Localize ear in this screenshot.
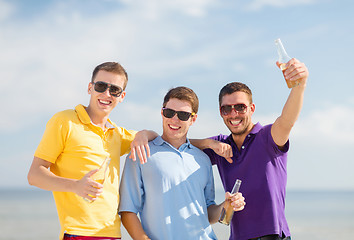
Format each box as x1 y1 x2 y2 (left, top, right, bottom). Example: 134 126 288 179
117 91 126 103
190 114 198 126
250 103 256 115
88 82 93 94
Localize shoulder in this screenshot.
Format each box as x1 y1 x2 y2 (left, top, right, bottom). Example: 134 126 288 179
261 123 272 132
124 136 164 160
113 124 137 137
149 136 165 147
256 123 289 154
250 123 273 144
52 108 76 119
251 123 271 137
189 144 212 166
47 109 76 127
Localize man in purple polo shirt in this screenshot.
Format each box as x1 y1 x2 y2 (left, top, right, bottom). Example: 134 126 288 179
191 58 309 240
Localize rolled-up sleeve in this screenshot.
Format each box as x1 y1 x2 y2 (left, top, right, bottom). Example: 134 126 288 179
204 162 216 208
118 155 145 215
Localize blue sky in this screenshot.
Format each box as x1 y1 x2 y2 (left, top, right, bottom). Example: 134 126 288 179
1 0 353 190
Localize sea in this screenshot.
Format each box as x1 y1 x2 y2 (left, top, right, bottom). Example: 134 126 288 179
1 188 353 240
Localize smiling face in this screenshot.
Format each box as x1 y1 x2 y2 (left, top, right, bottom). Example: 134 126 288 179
87 70 126 119
220 91 255 138
161 98 197 149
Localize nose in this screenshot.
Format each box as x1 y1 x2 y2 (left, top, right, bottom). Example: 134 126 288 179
102 88 112 97
171 113 180 121
229 108 240 117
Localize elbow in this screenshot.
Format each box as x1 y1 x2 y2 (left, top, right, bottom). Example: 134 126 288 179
27 157 51 187
208 212 219 224
208 217 219 225
208 216 216 224
27 171 35 186
207 205 219 224
27 168 40 187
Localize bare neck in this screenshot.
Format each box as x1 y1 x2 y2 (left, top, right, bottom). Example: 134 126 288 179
231 123 254 150
161 135 187 150
86 106 109 130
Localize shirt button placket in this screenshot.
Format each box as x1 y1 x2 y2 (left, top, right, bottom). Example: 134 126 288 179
102 132 109 153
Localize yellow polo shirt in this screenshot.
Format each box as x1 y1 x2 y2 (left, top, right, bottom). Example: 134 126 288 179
34 104 136 239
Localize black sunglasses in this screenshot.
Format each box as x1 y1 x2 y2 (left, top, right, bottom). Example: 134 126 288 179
162 108 195 121
93 81 123 97
220 104 248 116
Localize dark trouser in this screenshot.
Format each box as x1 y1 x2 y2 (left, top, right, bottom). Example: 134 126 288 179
250 234 291 240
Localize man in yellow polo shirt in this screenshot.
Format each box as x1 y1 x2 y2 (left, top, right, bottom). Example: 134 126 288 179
27 62 157 240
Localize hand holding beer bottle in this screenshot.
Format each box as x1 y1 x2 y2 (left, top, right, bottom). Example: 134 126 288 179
275 38 300 88
219 179 244 225
84 157 111 203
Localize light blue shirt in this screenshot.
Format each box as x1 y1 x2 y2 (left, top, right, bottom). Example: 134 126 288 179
119 136 217 240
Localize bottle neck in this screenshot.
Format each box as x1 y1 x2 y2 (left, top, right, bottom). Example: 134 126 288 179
275 40 291 63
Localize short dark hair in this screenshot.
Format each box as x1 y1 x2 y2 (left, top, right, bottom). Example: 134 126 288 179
163 86 199 114
91 62 128 90
219 82 252 106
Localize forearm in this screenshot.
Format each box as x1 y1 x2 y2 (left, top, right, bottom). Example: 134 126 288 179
27 157 76 192
121 212 150 240
272 84 305 146
138 129 158 141
190 138 233 163
189 138 214 150
207 203 224 224
280 84 305 128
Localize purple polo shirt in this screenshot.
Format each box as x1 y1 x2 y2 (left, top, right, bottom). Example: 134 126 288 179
204 123 290 240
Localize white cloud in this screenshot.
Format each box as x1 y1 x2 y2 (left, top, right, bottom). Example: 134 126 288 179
120 0 217 18
245 0 317 11
167 0 217 17
253 112 278 126
112 101 163 132
292 105 354 145
250 104 354 147
0 0 257 133
0 3 173 131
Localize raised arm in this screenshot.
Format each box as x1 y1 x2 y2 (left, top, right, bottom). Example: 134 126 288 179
129 130 158 164
27 156 103 201
189 138 233 163
271 58 309 147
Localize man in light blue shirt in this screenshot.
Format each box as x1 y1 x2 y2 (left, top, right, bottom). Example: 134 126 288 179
119 86 245 240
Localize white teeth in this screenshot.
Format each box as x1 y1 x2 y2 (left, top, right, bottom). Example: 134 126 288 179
169 125 179 130
99 100 110 105
230 120 241 125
